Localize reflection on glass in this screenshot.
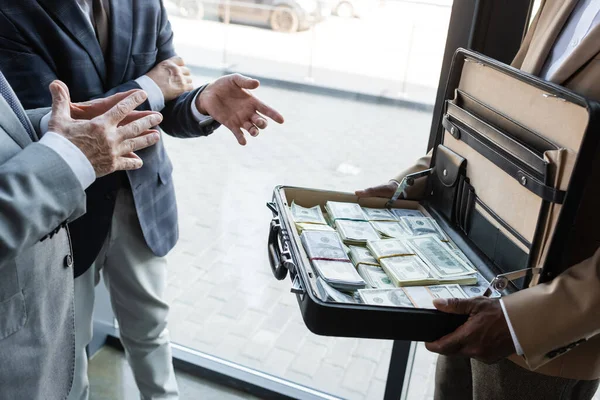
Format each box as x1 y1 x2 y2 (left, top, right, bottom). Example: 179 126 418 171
162 0 452 398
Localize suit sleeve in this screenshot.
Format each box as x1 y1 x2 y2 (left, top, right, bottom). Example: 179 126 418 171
154 1 220 138
503 249 600 370
0 142 86 267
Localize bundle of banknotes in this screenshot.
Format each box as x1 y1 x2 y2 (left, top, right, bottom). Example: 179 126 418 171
300 230 366 291
289 201 498 308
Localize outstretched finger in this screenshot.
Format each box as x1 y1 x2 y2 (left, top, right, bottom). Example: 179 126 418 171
118 110 159 127
230 126 247 146
118 130 161 155
104 90 148 125
118 112 163 140
232 74 260 90
256 102 284 124
355 183 396 198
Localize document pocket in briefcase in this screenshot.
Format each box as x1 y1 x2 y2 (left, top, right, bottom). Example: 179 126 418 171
265 49 600 342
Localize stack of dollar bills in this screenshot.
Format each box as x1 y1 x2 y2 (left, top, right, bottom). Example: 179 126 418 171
348 245 395 289
325 201 381 245
358 284 469 308
315 277 358 303
399 216 448 241
404 235 476 282
300 230 366 291
290 202 334 233
390 208 425 219
367 239 438 286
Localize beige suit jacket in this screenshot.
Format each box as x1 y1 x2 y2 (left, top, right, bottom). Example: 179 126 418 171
394 0 600 380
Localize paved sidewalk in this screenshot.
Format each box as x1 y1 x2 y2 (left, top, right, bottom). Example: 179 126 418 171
164 72 435 399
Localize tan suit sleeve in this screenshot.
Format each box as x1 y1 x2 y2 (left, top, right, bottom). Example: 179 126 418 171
511 0 545 69
503 248 600 370
392 151 432 201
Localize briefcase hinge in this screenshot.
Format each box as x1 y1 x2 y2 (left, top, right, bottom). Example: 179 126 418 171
484 267 542 296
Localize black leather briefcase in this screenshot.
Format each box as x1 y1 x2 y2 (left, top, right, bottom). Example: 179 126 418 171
266 49 600 341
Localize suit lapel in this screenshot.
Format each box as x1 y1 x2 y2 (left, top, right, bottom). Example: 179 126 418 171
548 24 600 84
37 0 107 85
107 0 133 89
521 0 579 75
0 98 33 149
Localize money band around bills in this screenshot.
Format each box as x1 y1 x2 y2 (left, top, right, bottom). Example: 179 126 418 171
375 253 414 262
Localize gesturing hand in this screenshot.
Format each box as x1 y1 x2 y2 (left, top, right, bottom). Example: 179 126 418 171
196 73 285 145
47 80 163 177
425 297 516 364
355 181 399 198
146 56 194 102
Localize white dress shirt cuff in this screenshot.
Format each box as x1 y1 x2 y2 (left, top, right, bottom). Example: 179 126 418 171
190 91 213 123
40 111 52 136
39 132 96 190
135 75 165 112
500 298 524 356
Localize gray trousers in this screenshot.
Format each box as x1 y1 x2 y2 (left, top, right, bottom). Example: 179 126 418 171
68 188 179 400
434 355 599 400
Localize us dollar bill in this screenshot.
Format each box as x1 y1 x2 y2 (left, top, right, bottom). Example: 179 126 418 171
404 235 476 278
399 217 448 241
301 231 366 290
357 265 396 289
348 245 379 267
370 221 407 239
358 288 415 308
390 208 424 219
315 277 358 303
362 207 397 222
403 284 468 309
325 201 367 221
336 220 381 245
367 239 414 260
291 202 328 225
380 256 436 286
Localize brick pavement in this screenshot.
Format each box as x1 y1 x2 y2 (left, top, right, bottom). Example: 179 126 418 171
163 73 437 399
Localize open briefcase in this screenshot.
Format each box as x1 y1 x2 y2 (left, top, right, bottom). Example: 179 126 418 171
266 49 600 342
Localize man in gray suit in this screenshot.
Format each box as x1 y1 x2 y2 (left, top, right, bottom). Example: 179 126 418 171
0 77 161 400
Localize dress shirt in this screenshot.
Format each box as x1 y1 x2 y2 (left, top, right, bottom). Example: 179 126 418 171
500 0 600 357
74 0 210 121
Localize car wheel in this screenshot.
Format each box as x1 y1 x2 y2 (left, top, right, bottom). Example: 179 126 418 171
180 0 205 19
270 6 300 33
334 1 354 18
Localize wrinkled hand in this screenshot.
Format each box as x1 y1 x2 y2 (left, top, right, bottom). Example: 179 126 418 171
425 297 516 364
146 56 194 102
355 180 399 198
48 80 163 177
196 73 285 145
66 86 154 126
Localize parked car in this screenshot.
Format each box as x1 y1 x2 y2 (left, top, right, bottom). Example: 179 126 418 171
170 0 329 32
218 0 331 32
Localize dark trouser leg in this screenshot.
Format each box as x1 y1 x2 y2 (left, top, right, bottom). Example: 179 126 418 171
471 358 600 400
434 355 473 400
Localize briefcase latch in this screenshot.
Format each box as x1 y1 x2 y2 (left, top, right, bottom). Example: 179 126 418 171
484 267 542 297
385 168 433 208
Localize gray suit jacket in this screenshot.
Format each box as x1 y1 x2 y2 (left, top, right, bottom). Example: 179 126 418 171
0 101 86 399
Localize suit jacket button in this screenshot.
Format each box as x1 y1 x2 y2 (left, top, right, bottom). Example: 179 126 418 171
65 255 74 268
